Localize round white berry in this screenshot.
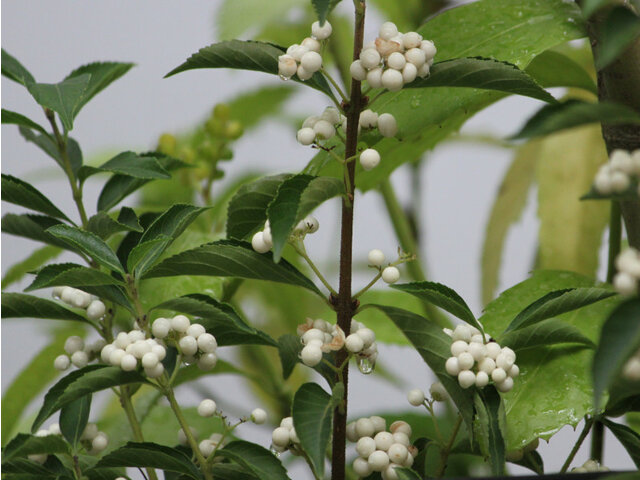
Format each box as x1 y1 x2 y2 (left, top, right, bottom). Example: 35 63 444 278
508 364 520 378
355 417 375 438
614 271 638 295
360 109 379 129
81 423 98 441
109 348 126 366
496 376 514 393
361 48 382 70
405 47 426 68
313 119 335 140
389 420 412 437
302 115 320 129
151 344 166 361
171 315 190 333
302 328 324 344
379 22 399 40
296 64 314 81
366 67 384 88
377 113 398 137
350 60 367 81
198 399 217 417
382 266 400 284
86 300 106 320
353 456 373 476
152 318 171 338
186 323 206 338
367 249 386 267
356 436 376 458
251 408 267 424
501 347 516 363
403 32 423 49
321 107 341 125
496 353 514 371
611 171 630 192
372 431 392 451
368 450 390 472
594 171 613 194
48 423 61 435
197 353 218 370
71 290 92 309
388 443 408 464
179 336 198 356
418 63 431 78
458 370 476 389
450 340 468 357
199 439 215 457
392 431 410 447
407 388 425 407
311 20 332 40
445 356 461 376
468 342 486 362
345 334 365 353
420 40 437 59
475 370 490 388
429 381 449 402
491 367 507 383
278 55 298 79
144 362 165 378
360 148 381 171
64 336 84 355
60 286 76 305
300 345 322 367
301 37 321 53
402 62 418 83
611 149 634 174
120 353 137 371
52 286 65 299
251 231 271 253
141 352 159 369
381 69 404 92
301 51 322 73
355 328 375 349
54 354 70 371
197 333 217 353
289 44 309 61
92 433 109 452
272 426 290 447
486 342 502 359
71 351 89 368
296 127 316 146
387 52 406 70
346 422 359 442
478 357 496 374
452 325 472 342
370 415 386 433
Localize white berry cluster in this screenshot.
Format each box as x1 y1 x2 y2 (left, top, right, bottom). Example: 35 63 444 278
52 286 106 320
29 422 108 463
622 348 640 382
177 426 225 457
251 217 319 254
443 325 519 392
367 249 401 284
346 417 417 479
277 21 332 81
271 417 302 454
593 149 640 196
152 315 219 370
100 329 167 378
613 248 640 295
350 21 436 91
407 381 449 407
54 335 106 371
571 459 610 473
297 106 345 146
359 110 398 138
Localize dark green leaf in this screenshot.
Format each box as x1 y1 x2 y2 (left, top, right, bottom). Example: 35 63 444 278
474 387 506 475
126 237 171 273
391 281 481 332
1 293 88 323
79 151 170 183
2 108 48 134
292 383 332 478
65 61 134 115
86 210 142 240
406 57 557 104
16 126 83 175
593 298 640 409
33 365 147 432
227 174 292 240
371 305 475 433
1 214 70 250
500 319 595 351
2 456 71 477
96 442 200 479
506 287 615 332
46 225 124 273
165 40 334 98
2 434 70 463
214 440 291 480
26 263 123 290
596 6 640 70
278 334 301 380
1 174 70 221
211 464 259 480
1 49 35 86
525 50 596 94
2 245 62 288
311 0 341 25
268 174 344 261
581 0 609 18
144 239 321 295
151 294 277 347
512 99 640 139
59 395 91 448
26 75 91 131
605 377 640 416
601 418 640 467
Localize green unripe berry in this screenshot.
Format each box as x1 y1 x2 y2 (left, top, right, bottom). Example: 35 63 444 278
225 120 244 139
158 133 177 155
212 103 231 121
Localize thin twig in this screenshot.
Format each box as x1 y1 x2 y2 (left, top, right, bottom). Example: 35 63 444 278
561 417 594 473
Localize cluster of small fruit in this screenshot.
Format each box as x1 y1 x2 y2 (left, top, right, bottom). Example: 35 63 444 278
52 286 106 320
612 247 640 295
251 217 319 254
270 416 302 454
54 335 106 371
100 329 168 378
178 426 226 458
593 149 640 196
444 325 519 392
407 381 449 407
28 423 108 464
570 459 610 473
277 21 332 81
296 106 344 146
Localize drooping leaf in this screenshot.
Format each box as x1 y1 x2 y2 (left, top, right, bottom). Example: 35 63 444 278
26 75 91 131
2 434 70 463
1 293 89 323
1 49 35 86
86 209 143 240
227 174 292 240
407 57 557 104
277 334 301 380
1 108 48 134
593 298 640 410
1 245 62 288
46 225 124 273
267 174 344 261
311 0 341 25
524 50 597 94
601 418 640 468
596 6 640 70
474 387 506 476
214 440 291 480
59 395 91 448
96 442 200 479
143 239 321 295
16 126 85 174
391 281 481 332
1 214 71 250
32 365 147 432
292 383 333 478
165 40 334 98
79 151 170 184
512 99 640 139
1 174 70 221
500 319 595 351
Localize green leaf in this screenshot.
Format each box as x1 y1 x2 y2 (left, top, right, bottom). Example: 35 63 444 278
277 334 301 379
96 442 200 479
371 305 475 433
525 50 597 94
480 270 619 449
1 49 35 86
474 387 506 476
2 245 62 288
26 75 91 131
17 126 84 173
1 174 70 221
500 319 595 351
33 365 147 432
505 287 616 332
311 0 341 25
593 299 640 410
227 174 291 240
601 418 640 468
596 6 640 70
512 99 640 139
407 57 557 104
395 468 423 480
581 0 609 18
2 434 70 463
59 395 91 448
86 209 143 240
267 174 344 261
79 151 170 183
216 0 300 40
1 293 88 323
165 40 334 98
144 239 321 295
292 383 332 478
2 108 49 135
64 61 134 115
1 214 70 250
214 440 291 480
227 85 294 131
126 237 171 273
25 263 124 290
46 225 124 273
391 281 481 332
151 294 277 347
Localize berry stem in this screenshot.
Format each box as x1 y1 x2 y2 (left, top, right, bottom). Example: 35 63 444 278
425 400 445 444
321 68 349 104
435 414 462 477
561 416 594 473
292 240 338 296
120 386 159 480
606 201 622 283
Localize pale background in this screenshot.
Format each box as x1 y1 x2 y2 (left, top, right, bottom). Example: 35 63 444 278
1 0 633 477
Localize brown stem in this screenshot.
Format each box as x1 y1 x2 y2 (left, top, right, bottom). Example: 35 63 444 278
331 3 366 480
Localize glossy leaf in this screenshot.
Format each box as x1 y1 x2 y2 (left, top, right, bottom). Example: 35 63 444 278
277 333 301 379
391 281 480 332
601 418 640 467
227 174 291 240
2 434 70 463
1 174 70 221
59 395 91 448
33 365 147 432
26 75 91 131
126 237 171 273
79 151 170 183
46 225 124 273
1 213 71 250
25 263 124 290
292 383 332 478
267 174 344 261
96 442 200 479
1 245 62 288
1 293 88 323
311 0 341 25
474 387 506 476
593 298 640 410
525 50 597 94
407 57 557 104
596 6 640 70
214 440 291 480
2 108 48 134
144 239 321 295
505 287 616 332
512 99 640 139
1 49 35 86
166 40 334 98
500 319 595 351
86 209 143 240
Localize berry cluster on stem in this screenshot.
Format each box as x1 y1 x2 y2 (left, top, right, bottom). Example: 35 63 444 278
593 149 640 196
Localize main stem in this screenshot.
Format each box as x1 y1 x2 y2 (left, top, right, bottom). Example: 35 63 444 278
331 2 366 479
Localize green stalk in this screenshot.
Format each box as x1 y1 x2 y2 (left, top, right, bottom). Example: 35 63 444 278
120 386 159 480
606 201 622 283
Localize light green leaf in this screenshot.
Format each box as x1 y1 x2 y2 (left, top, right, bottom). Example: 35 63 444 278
216 0 300 40
581 0 609 18
2 434 70 463
1 293 89 323
596 6 640 70
228 85 295 131
601 418 640 468
525 50 597 94
1 108 48 135
59 395 91 448
1 174 70 221
1 49 35 86
267 174 344 261
500 319 595 351
79 151 170 183
2 245 63 288
214 440 291 480
26 75 91 131
292 383 332 478
46 225 124 273
474 387 506 476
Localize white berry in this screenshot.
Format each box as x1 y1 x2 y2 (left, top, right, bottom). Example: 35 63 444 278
368 450 390 472
381 68 404 91
407 388 425 407
350 60 367 81
171 315 190 333
491 367 507 383
272 427 290 447
388 443 408 464
368 249 386 266
186 323 206 338
374 431 394 451
251 408 267 424
64 336 84 355
197 333 217 353
92 433 109 452
198 353 218 370
360 48 381 69
54 355 70 371
145 362 165 378
475 370 490 387
199 439 215 457
179 336 198 356
71 351 89 368
402 63 418 83
403 32 423 49
198 399 217 417
301 51 322 73
311 20 332 40
496 376 514 392
141 352 159 369
313 119 335 140
387 52 406 70
278 55 297 78
360 148 381 171
353 457 373 476
355 417 375 438
86 300 106 320
120 353 137 371
152 318 171 338
251 231 271 253
345 334 365 353
429 381 449 401
356 436 376 458
297 127 316 146
458 370 476 389
300 345 322 367
360 109 379 129
445 356 460 376
377 113 398 137
366 67 384 89
381 266 400 284
301 37 321 53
